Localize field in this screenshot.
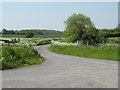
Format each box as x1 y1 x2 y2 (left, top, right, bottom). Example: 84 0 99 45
1 35 64 38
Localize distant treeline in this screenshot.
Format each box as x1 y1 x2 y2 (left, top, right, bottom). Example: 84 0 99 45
98 27 120 38
1 29 63 35
1 27 120 38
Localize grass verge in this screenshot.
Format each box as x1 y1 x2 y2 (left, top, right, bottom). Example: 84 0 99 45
49 45 119 61
0 46 44 70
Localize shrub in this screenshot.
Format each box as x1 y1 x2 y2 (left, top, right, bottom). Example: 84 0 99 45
1 46 44 70
37 40 51 45
25 32 34 38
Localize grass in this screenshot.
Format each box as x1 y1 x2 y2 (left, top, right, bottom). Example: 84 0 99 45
1 35 63 38
49 45 119 61
0 45 44 70
107 37 120 40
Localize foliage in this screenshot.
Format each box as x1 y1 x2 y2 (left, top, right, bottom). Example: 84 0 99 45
51 40 78 46
83 27 98 44
1 45 44 70
1 29 63 35
37 40 51 45
0 37 61 70
2 35 63 38
98 27 120 38
64 13 98 45
17 38 52 46
25 32 34 38
107 37 120 43
49 45 119 61
1 38 60 47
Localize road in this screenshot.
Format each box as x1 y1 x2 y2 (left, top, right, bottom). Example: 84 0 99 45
2 45 118 88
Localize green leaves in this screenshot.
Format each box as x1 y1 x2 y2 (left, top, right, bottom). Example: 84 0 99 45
1 46 44 70
25 32 34 38
64 13 97 44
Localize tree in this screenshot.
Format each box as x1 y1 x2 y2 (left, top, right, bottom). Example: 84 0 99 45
83 27 98 45
64 13 98 45
9 30 15 34
2 28 7 34
25 32 34 38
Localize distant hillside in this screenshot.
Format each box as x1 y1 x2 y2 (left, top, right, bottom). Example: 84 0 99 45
1 29 63 35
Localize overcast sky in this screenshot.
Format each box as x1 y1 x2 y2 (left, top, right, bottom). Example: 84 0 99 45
2 2 118 31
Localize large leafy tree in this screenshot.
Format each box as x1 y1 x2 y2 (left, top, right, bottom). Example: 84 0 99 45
2 28 7 34
64 14 98 45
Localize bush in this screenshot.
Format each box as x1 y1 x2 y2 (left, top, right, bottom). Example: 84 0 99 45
25 32 34 38
1 46 44 70
37 40 51 45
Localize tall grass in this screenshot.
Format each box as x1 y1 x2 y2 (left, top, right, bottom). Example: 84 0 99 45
1 46 44 70
49 45 118 61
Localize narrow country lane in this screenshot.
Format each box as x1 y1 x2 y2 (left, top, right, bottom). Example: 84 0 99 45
2 45 118 88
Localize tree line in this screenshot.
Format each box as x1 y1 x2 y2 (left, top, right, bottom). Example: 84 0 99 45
1 29 63 35
1 27 119 38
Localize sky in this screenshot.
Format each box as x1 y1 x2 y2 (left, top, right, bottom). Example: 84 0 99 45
1 2 118 31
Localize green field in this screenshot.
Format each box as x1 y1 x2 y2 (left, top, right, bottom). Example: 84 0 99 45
1 34 64 38
49 45 119 61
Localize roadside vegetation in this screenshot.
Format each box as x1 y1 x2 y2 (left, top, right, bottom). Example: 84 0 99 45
0 38 53 70
1 45 44 70
0 37 62 70
49 13 119 61
49 44 118 61
0 29 63 70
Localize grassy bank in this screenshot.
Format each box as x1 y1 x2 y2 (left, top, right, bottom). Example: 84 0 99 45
0 46 44 70
49 45 119 61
